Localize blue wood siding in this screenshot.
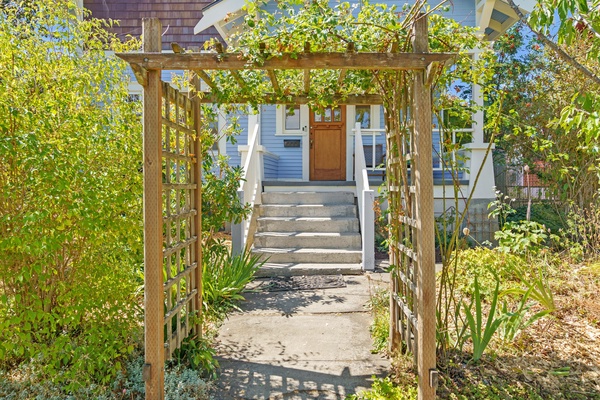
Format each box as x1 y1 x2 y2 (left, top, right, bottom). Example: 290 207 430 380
260 105 303 179
263 153 279 179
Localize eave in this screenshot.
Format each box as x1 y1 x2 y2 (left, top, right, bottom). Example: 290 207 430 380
477 0 536 40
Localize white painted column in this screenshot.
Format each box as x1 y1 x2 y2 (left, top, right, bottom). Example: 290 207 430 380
467 51 495 200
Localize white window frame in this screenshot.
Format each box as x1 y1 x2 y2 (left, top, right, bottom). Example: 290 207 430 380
275 104 309 136
353 104 380 130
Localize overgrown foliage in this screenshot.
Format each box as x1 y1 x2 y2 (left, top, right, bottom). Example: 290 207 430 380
491 23 600 208
0 0 143 391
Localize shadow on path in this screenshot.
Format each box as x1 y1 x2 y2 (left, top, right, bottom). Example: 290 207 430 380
213 358 387 400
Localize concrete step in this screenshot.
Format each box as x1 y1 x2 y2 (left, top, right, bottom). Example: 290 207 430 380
253 232 361 249
261 191 355 205
255 262 363 277
252 247 362 264
256 217 359 233
259 204 357 218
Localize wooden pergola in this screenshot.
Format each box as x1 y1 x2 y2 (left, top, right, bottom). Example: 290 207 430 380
117 16 453 400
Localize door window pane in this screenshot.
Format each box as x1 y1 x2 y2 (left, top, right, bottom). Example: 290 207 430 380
285 105 301 130
324 108 332 122
333 107 342 122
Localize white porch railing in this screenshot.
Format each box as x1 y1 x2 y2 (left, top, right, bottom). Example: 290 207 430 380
353 128 386 176
354 122 375 271
432 127 473 172
232 114 262 255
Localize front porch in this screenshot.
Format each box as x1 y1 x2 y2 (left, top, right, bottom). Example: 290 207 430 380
233 120 379 273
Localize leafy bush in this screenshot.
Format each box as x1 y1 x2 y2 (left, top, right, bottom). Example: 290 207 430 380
495 220 548 254
450 248 555 357
452 248 527 297
565 202 600 260
0 0 142 391
507 203 566 233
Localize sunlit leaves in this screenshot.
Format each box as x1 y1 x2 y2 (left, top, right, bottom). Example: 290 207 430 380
0 0 143 391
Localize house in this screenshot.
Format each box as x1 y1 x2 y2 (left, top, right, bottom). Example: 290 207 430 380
84 0 534 272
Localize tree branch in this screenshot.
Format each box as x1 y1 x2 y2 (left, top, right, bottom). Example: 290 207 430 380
505 0 600 87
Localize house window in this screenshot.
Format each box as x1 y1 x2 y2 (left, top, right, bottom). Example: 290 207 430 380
277 104 308 135
284 105 301 130
355 105 371 129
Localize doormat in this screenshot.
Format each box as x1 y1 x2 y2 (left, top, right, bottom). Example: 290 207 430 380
259 275 346 292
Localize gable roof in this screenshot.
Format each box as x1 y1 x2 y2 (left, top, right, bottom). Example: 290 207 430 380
84 0 220 50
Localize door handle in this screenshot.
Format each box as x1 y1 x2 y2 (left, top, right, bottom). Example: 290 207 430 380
310 139 314 149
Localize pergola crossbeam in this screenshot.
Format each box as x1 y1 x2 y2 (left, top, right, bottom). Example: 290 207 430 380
196 92 383 104
117 52 454 71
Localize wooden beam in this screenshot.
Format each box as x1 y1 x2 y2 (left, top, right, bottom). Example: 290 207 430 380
303 42 311 93
171 42 184 54
191 76 203 340
304 70 310 93
131 63 148 87
337 69 346 87
337 42 355 86
116 51 455 71
412 14 436 400
193 69 217 90
196 92 384 104
142 17 165 400
267 70 280 92
214 42 247 88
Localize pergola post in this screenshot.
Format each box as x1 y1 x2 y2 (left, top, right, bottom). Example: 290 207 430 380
142 18 164 400
192 76 203 338
412 15 437 400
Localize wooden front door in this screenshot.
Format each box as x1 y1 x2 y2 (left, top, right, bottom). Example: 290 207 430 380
309 106 346 181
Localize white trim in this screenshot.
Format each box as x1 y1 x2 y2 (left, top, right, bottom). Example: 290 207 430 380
476 0 496 35
346 105 381 181
274 104 309 180
194 0 246 35
302 122 309 181
346 108 355 181
276 104 309 135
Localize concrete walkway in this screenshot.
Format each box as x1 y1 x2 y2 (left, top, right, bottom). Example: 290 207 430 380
211 272 391 400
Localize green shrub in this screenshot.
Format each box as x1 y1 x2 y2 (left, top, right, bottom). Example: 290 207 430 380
453 248 527 297
507 203 566 233
495 220 548 254
0 0 142 391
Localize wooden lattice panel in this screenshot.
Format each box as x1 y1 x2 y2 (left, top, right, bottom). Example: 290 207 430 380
161 82 202 360
387 110 419 360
